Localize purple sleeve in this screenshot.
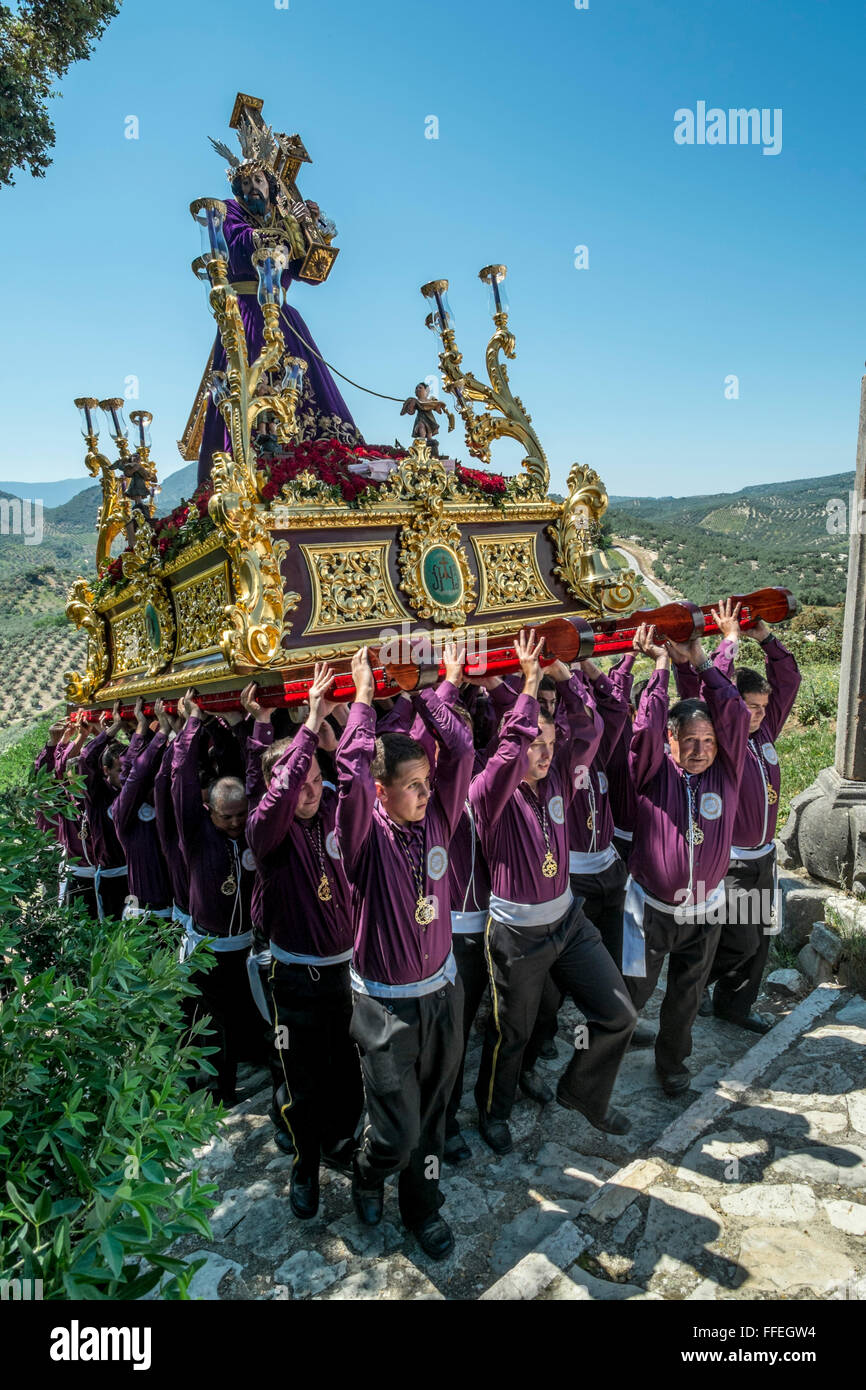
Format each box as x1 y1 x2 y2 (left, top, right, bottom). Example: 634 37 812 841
698 664 751 785
585 672 629 766
554 672 604 805
608 653 635 700
470 694 538 829
376 694 415 734
34 741 57 777
114 731 167 837
153 740 177 862
247 726 319 860
171 717 207 848
55 741 77 779
628 667 671 791
245 722 274 806
712 638 737 684
120 729 149 780
673 661 701 701
335 704 377 876
411 681 473 840
760 636 802 742
80 730 110 801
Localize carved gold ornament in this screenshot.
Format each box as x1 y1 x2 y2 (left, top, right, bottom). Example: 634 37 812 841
172 562 231 661
117 520 177 677
109 607 149 677
300 541 411 634
209 451 300 669
548 463 636 616
64 578 110 702
398 517 476 628
471 534 557 615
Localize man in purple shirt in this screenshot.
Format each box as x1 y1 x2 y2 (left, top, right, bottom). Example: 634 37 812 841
78 701 129 921
673 601 801 1033
172 690 270 1106
246 665 363 1221
626 623 751 1094
112 699 173 918
471 630 637 1154
336 642 473 1262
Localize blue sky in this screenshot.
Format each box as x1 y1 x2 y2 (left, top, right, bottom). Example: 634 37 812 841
0 0 863 497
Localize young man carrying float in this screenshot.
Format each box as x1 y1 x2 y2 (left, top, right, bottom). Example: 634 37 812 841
471 629 638 1155
336 641 473 1262
245 665 364 1221
672 600 801 1033
626 622 751 1095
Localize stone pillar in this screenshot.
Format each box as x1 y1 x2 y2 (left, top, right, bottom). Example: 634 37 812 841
779 373 866 895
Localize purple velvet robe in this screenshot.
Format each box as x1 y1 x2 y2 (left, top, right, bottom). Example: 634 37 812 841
171 716 256 936
470 677 603 906
628 666 750 904
197 198 360 486
674 635 801 849
562 671 629 855
34 741 60 841
113 732 172 910
153 739 189 914
335 684 473 986
247 725 352 957
79 731 125 870
448 805 491 915
53 740 88 863
606 654 637 835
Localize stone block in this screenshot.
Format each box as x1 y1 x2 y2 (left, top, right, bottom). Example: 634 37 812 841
796 943 835 984
780 886 834 950
766 968 804 995
583 1159 663 1223
825 893 866 935
810 921 844 969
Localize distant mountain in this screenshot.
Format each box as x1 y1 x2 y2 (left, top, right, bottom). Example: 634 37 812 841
0 478 88 508
607 470 855 607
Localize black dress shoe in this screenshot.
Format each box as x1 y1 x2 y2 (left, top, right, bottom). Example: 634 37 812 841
656 1068 691 1096
352 1168 384 1226
289 1170 319 1220
628 1021 656 1049
538 1038 558 1060
412 1214 455 1261
273 1126 295 1155
556 1087 631 1134
697 987 714 1017
477 1109 514 1155
713 1008 773 1035
518 1068 554 1104
443 1132 471 1165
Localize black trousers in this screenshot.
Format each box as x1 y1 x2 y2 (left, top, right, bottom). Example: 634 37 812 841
570 856 628 966
445 932 556 1138
268 959 364 1178
612 832 633 869
710 850 776 1018
474 903 636 1124
187 950 271 1104
351 979 463 1230
66 872 98 918
626 903 722 1076
96 871 129 922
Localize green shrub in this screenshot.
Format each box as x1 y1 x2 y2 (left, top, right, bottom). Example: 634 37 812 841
0 773 222 1299
795 669 840 726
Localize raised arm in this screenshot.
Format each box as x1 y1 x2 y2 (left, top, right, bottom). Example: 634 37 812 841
628 624 672 791
469 629 543 829
335 649 377 876
114 729 167 839
552 666 604 800
411 645 473 839
698 664 751 786
753 623 801 742
171 692 209 850
573 660 628 766
247 664 335 857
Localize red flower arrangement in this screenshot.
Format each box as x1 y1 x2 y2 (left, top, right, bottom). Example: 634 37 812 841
257 437 403 506
456 463 507 496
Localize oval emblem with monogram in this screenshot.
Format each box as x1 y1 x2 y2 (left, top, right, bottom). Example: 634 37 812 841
326 830 341 860
597 771 609 795
137 803 156 822
427 845 449 880
700 792 723 821
762 743 779 766
241 848 256 872
548 795 565 825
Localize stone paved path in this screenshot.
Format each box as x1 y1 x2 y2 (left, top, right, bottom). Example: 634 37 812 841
162 971 866 1301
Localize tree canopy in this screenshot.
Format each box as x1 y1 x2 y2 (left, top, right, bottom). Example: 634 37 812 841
0 1 122 188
